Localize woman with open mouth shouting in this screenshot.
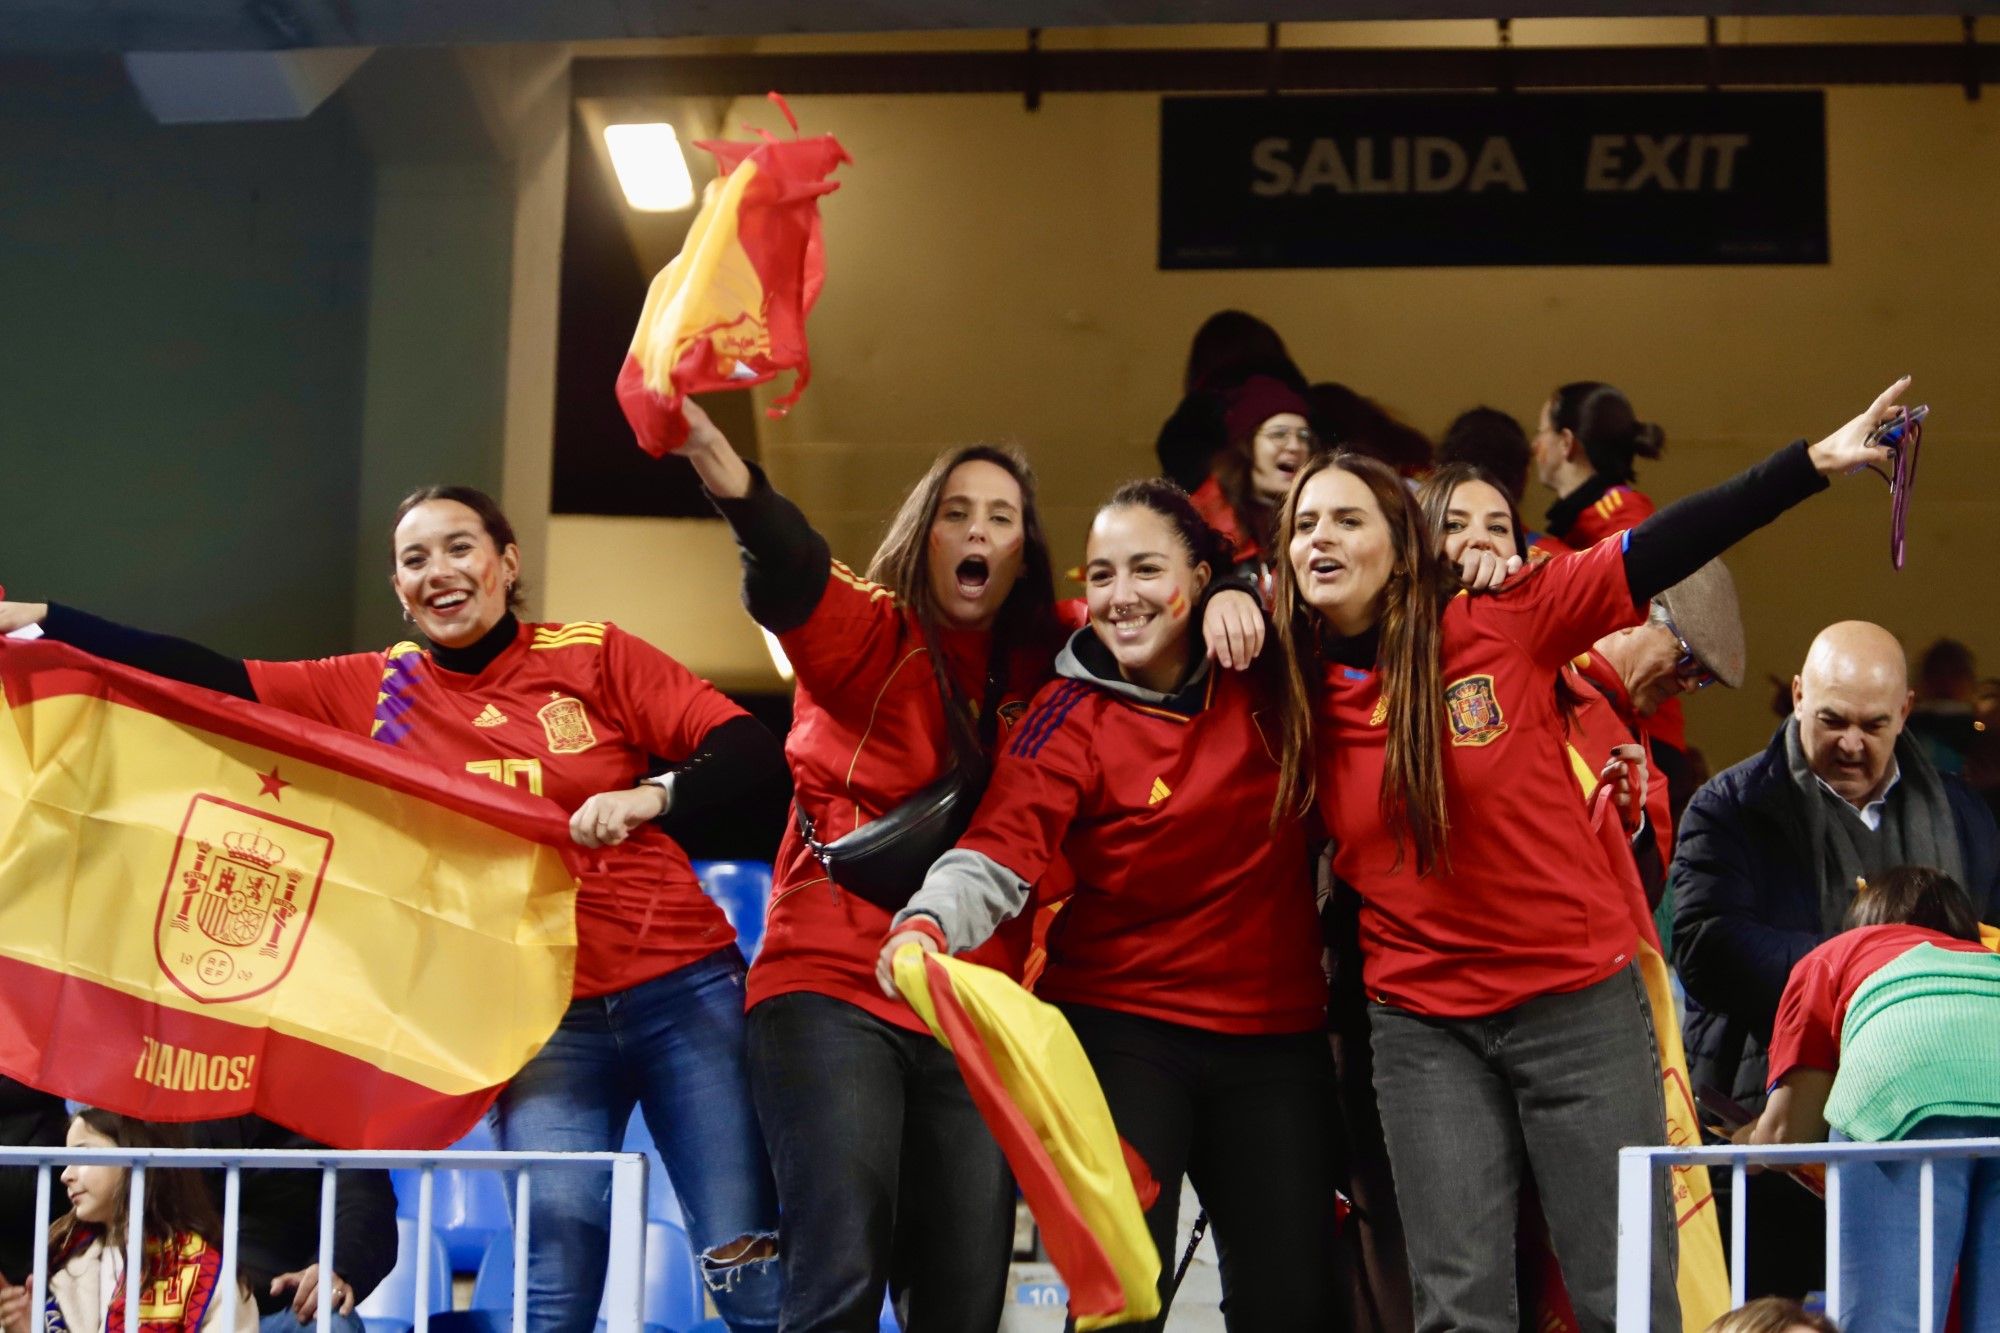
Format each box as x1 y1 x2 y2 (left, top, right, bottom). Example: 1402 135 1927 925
663 398 1271 1331
871 480 1337 1330
1266 378 1918 1333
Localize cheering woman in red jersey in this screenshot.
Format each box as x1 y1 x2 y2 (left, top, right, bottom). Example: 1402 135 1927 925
663 399 1060 1331
0 487 787 1333
871 480 1338 1329
1269 379 1916 1332
662 401 1268 1331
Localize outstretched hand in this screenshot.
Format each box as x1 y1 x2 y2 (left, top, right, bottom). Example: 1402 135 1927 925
1808 376 1912 477
671 399 754 500
0 602 49 637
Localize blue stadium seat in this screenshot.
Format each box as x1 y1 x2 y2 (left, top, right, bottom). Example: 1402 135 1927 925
474 1220 703 1331
691 860 773 959
355 1216 451 1330
392 1163 510 1272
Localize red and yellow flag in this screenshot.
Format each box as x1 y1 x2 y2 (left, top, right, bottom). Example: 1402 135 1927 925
893 946 1160 1330
0 640 581 1149
617 93 850 457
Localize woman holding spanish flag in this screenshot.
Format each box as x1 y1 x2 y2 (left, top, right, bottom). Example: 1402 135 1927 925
0 486 789 1333
1266 378 1917 1332
654 398 1267 1331
871 479 1337 1329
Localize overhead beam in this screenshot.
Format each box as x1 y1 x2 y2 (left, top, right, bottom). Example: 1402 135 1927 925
5 4 2000 55
574 42 2000 98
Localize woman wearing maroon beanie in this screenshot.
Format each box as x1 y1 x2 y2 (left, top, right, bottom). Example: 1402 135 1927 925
1190 374 1320 588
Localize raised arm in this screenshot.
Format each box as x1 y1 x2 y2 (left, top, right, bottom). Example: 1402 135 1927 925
1 601 255 699
1623 377 1911 602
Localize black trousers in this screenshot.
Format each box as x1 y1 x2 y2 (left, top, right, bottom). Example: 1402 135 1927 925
1062 1003 1343 1332
748 992 1015 1333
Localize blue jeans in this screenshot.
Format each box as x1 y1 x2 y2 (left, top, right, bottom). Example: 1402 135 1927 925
260 1314 365 1333
1832 1117 2000 1333
490 946 781 1333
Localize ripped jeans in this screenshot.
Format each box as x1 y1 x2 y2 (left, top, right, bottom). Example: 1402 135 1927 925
491 945 782 1332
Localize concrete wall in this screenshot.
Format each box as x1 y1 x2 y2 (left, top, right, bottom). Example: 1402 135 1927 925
674 18 2000 765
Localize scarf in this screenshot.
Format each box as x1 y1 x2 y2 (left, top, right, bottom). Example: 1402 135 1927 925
1782 716 1964 933
45 1227 226 1333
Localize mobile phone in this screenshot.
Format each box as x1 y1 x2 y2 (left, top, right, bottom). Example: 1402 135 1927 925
1868 403 1929 448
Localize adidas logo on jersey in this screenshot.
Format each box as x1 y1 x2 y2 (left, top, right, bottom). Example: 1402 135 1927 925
1148 777 1171 806
472 704 508 728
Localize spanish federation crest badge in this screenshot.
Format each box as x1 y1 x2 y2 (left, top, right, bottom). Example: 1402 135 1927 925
538 693 598 755
1444 674 1508 747
155 796 331 1004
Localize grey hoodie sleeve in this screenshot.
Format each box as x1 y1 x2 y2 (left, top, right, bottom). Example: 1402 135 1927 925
895 848 1032 954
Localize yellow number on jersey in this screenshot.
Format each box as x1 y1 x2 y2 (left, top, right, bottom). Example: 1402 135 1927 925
464 758 544 796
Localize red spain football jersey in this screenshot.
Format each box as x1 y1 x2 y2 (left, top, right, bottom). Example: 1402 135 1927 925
246 620 743 999
1561 483 1655 549
1767 925 1992 1086
958 664 1325 1035
748 561 1048 1033
1314 536 1649 1017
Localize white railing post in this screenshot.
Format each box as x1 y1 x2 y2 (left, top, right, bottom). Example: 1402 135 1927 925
317 1166 336 1333
414 1167 435 1333
220 1166 241 1333
1615 1148 1653 1332
1918 1157 1936 1332
1824 1159 1842 1320
29 1165 49 1333
512 1171 532 1332
1730 1161 1747 1309
604 1153 650 1333
125 1164 145 1333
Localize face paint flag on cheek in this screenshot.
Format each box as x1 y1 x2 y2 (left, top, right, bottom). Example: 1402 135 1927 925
616 93 852 457
1166 588 1188 621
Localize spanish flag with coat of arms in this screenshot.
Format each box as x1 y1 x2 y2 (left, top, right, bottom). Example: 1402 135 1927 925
0 639 581 1149
617 93 850 457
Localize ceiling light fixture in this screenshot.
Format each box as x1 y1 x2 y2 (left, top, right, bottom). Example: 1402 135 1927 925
603 122 696 211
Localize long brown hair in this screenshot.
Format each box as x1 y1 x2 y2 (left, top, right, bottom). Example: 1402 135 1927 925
53 1110 226 1277
866 444 1056 754
1272 453 1452 872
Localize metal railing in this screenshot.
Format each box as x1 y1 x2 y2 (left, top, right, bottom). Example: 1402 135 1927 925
0 1147 650 1333
1615 1136 2000 1331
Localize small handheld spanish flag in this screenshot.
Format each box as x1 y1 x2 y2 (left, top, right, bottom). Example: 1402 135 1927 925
617 93 851 457
893 945 1161 1329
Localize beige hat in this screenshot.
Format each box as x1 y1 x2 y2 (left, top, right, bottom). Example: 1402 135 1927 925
1657 558 1745 689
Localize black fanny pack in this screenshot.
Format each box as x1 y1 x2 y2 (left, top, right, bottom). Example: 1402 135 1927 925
793 761 986 913
794 647 1001 913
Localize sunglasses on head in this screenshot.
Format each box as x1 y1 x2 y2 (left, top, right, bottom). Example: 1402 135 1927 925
1864 404 1927 570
